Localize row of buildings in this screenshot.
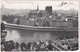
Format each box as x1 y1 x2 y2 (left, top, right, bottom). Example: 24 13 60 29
19 6 78 28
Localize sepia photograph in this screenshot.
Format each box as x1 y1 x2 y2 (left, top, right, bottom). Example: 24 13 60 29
0 0 79 51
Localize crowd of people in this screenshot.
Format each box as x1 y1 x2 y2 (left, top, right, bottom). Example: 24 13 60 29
1 40 60 51
1 38 78 51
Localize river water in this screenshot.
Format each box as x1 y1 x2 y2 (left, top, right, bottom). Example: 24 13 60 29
5 27 78 43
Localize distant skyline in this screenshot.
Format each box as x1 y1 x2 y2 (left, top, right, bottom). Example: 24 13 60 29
2 1 79 10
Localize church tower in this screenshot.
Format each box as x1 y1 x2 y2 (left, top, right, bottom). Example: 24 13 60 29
37 3 39 11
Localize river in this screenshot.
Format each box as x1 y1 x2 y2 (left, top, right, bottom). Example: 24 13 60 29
5 27 78 43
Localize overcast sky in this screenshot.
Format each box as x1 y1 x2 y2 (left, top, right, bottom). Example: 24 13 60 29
2 0 79 10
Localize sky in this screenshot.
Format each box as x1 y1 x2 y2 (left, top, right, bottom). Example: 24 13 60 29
2 0 79 10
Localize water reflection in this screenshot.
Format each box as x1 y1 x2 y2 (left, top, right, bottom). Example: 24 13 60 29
5 28 20 42
5 27 78 43
5 28 50 43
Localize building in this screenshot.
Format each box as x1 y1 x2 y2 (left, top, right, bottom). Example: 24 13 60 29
19 4 78 28
28 5 50 26
45 6 52 15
